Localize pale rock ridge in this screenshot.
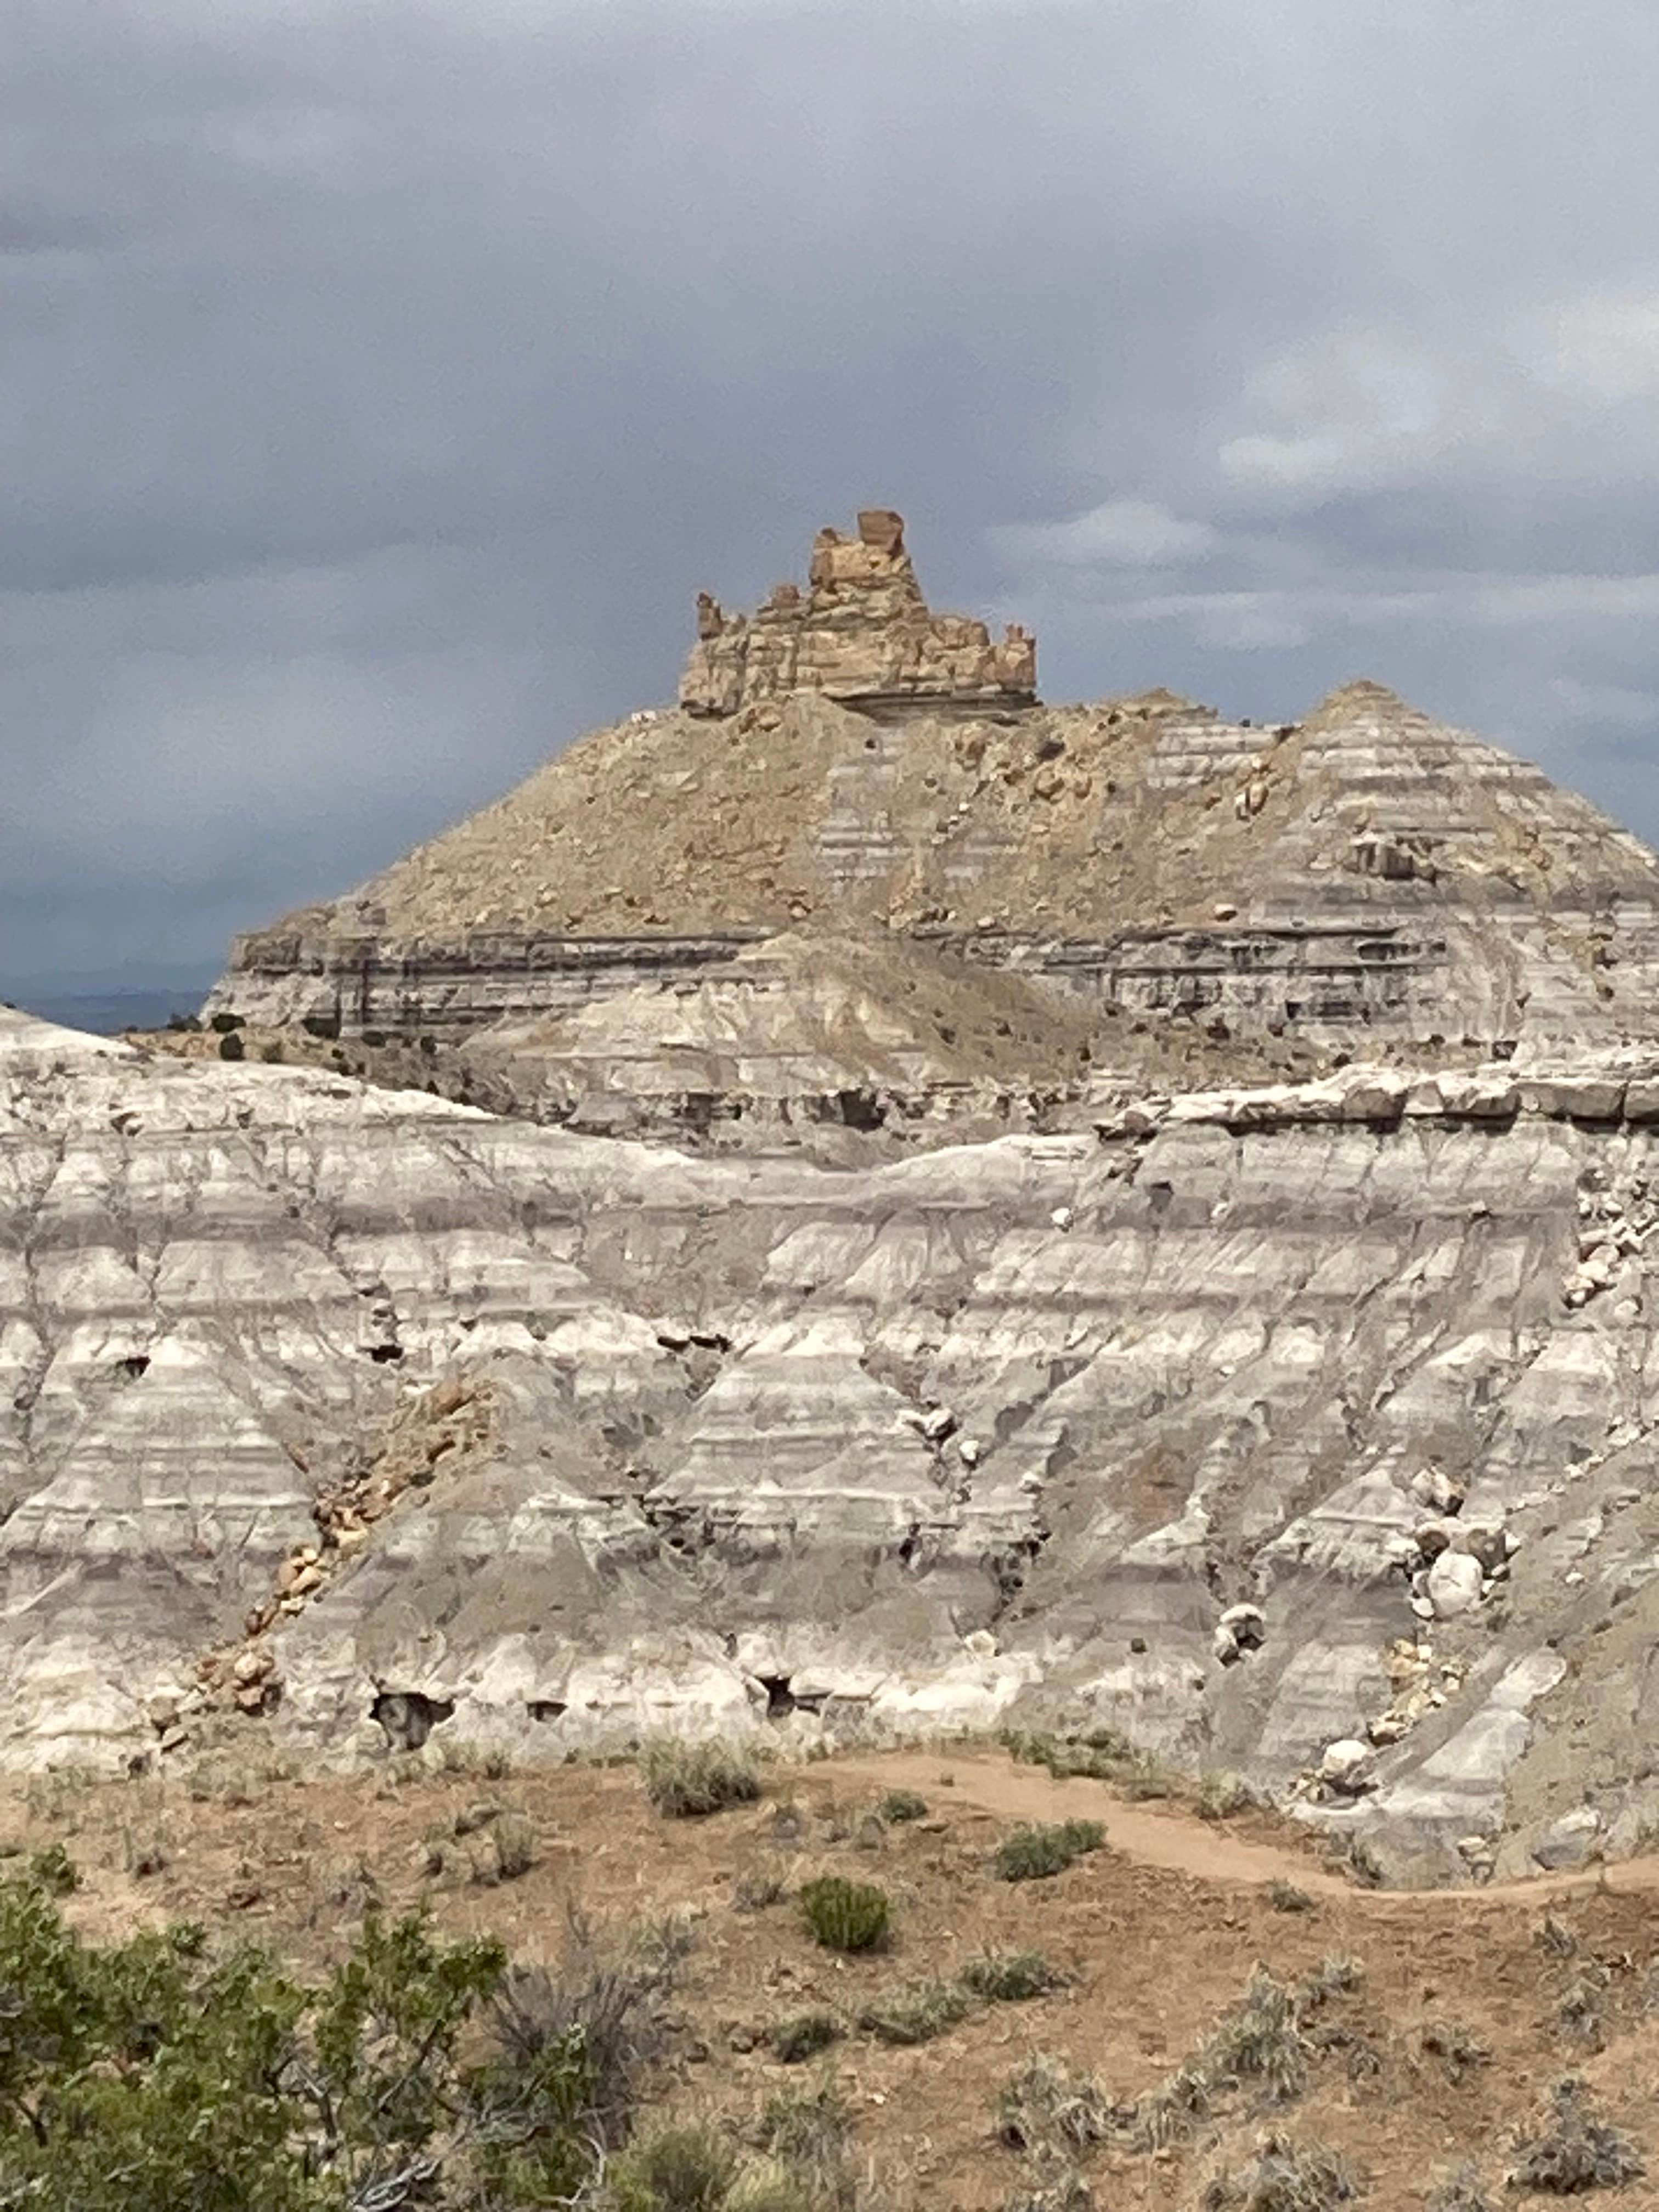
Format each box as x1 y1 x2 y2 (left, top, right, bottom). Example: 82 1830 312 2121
11 1020 1659 1882
679 509 1036 718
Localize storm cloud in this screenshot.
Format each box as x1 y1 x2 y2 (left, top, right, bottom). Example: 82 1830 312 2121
5 0 1659 992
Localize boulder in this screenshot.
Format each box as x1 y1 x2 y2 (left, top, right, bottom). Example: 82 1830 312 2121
1428 1550 1484 1619
1532 1805 1602 1871
1319 1739 1377 1793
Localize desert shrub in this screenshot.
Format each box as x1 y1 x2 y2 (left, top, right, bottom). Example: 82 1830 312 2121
0 1854 556 2211
1142 1963 1359 2146
642 1739 761 1818
488 1904 685 2150
1003 2171 1094 2212
1267 1879 1313 1914
996 2056 1116 2154
610 2125 738 2212
799 1876 891 1954
960 1949 1061 2002
1420 2019 1491 2084
760 2074 854 2212
1424 2168 1492 2212
1195 1770 1256 1821
487 1813 537 1882
1510 2079 1645 2193
208 1012 245 1034
771 2011 842 2064
1202 1968 1310 2100
217 1031 245 1060
1201 2132 1361 2210
27 1841 78 1896
857 1979 970 2045
733 1860 787 1912
994 1820 1105 1882
1000 1726 1132 1780
877 1788 929 1823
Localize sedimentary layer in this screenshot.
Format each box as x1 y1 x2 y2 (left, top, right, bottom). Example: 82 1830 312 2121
208 675 1659 1058
9 1002 1659 1883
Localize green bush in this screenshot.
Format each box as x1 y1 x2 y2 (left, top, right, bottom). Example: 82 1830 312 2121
857 1980 970 2045
642 1739 761 1818
217 1030 245 1061
0 1853 673 2211
877 1788 928 1824
799 1876 891 1954
960 1949 1060 2001
992 1819 1105 1882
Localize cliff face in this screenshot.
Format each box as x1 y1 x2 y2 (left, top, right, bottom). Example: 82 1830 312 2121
9 999 1659 1883
36 509 1659 1885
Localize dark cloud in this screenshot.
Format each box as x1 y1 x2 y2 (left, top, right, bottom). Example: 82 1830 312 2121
4 0 1659 989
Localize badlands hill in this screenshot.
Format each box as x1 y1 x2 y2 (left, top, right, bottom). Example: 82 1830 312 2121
14 511 1659 1892
211 511 1659 1094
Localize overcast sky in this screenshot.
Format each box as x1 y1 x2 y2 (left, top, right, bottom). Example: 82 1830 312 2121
6 0 1659 994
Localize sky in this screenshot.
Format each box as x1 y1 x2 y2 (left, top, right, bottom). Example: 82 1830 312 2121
6 0 1659 996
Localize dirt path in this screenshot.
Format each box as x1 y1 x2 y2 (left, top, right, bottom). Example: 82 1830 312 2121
830 1747 1659 1908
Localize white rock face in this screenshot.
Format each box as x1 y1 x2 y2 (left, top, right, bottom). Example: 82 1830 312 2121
1319 1739 1377 1793
1427 1551 1485 1619
12 1008 1659 1883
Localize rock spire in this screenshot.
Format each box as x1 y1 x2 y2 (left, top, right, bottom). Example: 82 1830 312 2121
679 508 1037 717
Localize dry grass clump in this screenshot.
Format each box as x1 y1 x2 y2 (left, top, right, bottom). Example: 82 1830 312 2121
610 2124 738 2212
1423 2168 1493 2212
799 1876 891 1954
1266 1880 1313 1914
642 1739 762 1819
759 2074 855 2212
490 1903 691 2148
857 1979 971 2046
1419 2019 1491 2085
1200 2132 1361 2211
1194 1770 1256 1821
1509 2079 1645 2194
609 2086 854 2212
960 1949 1062 2002
1141 1961 1363 2147
996 2056 1118 2155
770 2012 842 2064
993 1820 1104 1883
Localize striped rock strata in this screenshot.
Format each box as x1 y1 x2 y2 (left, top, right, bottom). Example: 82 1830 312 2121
207 516 1659 1064
9 1003 1659 1883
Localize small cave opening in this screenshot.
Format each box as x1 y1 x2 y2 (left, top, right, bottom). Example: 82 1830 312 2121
116 1354 150 1381
832 1088 887 1132
758 1675 795 1718
525 1699 567 1723
369 1690 455 1751
366 1342 404 1365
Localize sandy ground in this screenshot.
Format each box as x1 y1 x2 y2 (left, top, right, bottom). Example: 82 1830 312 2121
6 1744 1655 2210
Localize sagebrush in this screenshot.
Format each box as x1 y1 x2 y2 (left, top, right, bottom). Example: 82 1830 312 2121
641 1739 762 1818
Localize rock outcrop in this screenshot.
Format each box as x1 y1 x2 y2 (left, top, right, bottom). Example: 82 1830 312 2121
679 509 1036 718
12 998 1659 1883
